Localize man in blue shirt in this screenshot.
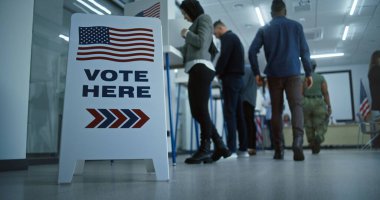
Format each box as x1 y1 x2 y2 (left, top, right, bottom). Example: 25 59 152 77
248 0 313 161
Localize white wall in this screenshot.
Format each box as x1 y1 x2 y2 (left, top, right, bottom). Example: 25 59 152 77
0 0 34 160
283 63 370 122
318 64 370 119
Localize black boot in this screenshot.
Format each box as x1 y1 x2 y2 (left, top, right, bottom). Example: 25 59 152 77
273 132 284 160
312 139 321 154
310 140 316 154
273 149 284 160
293 134 305 161
185 140 213 164
211 135 231 161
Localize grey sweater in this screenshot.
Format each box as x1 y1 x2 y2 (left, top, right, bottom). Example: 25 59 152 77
179 14 213 65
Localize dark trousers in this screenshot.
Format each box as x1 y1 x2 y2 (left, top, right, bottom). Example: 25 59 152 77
222 75 247 152
268 76 304 151
265 119 274 149
188 64 220 142
243 101 256 149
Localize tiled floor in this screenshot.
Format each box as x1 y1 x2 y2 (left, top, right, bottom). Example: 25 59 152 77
1 150 380 200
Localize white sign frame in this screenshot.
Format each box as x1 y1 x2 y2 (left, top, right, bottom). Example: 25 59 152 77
58 14 169 183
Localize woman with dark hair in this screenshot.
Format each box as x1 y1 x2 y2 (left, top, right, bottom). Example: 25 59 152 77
179 0 231 164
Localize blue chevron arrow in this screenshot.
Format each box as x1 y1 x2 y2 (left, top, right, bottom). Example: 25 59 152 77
121 109 138 128
98 109 116 128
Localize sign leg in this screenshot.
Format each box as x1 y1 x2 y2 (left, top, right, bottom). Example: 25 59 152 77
153 157 169 181
58 158 76 184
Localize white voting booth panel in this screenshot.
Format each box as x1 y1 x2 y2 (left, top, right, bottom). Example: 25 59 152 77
124 0 174 46
58 14 169 183
124 0 185 65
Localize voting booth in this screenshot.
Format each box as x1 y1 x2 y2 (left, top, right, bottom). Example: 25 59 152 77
124 0 186 165
58 14 169 183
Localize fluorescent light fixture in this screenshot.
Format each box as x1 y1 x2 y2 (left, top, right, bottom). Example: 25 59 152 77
89 0 112 14
74 2 90 14
59 34 69 42
111 0 125 9
311 53 345 59
77 0 104 15
255 7 265 26
349 0 358 15
342 26 350 41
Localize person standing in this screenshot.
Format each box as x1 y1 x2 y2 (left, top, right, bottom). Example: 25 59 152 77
302 59 332 154
369 50 380 118
213 20 248 157
368 50 380 148
179 0 231 164
248 0 313 161
241 66 258 155
262 81 274 150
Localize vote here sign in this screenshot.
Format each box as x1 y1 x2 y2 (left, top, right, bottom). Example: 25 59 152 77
58 14 169 183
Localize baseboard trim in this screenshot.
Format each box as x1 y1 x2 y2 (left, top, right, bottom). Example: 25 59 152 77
0 159 28 172
26 153 59 165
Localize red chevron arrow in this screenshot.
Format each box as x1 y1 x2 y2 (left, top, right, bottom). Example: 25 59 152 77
132 109 150 128
86 109 104 128
109 109 127 128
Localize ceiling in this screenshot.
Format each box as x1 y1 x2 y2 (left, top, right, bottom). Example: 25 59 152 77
198 0 380 68
58 0 380 68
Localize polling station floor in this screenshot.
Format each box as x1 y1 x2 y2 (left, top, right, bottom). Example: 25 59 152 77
1 150 379 200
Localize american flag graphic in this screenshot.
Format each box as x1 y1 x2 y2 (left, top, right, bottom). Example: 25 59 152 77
77 26 155 63
359 79 371 119
255 116 264 145
135 2 160 18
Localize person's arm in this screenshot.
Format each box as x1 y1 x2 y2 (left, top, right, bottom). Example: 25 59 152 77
185 15 212 49
321 80 332 116
215 36 233 76
298 24 313 88
248 28 263 78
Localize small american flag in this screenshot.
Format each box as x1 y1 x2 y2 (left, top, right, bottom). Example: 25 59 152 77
359 79 371 119
77 26 155 63
255 115 264 146
135 2 160 18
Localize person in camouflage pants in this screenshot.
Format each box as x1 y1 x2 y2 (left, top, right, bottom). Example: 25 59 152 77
302 60 332 154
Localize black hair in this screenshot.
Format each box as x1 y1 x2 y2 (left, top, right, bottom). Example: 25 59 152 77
213 20 225 28
271 0 286 13
180 0 204 21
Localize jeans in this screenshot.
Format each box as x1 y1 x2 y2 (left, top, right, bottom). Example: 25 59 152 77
222 75 247 152
268 76 304 151
265 119 273 149
243 101 256 149
188 64 220 142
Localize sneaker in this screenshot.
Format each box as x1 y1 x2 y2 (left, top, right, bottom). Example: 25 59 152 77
237 151 249 158
226 153 238 159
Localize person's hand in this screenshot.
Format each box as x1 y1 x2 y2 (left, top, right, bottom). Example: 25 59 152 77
256 75 263 86
181 28 188 38
327 106 332 116
305 76 313 89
